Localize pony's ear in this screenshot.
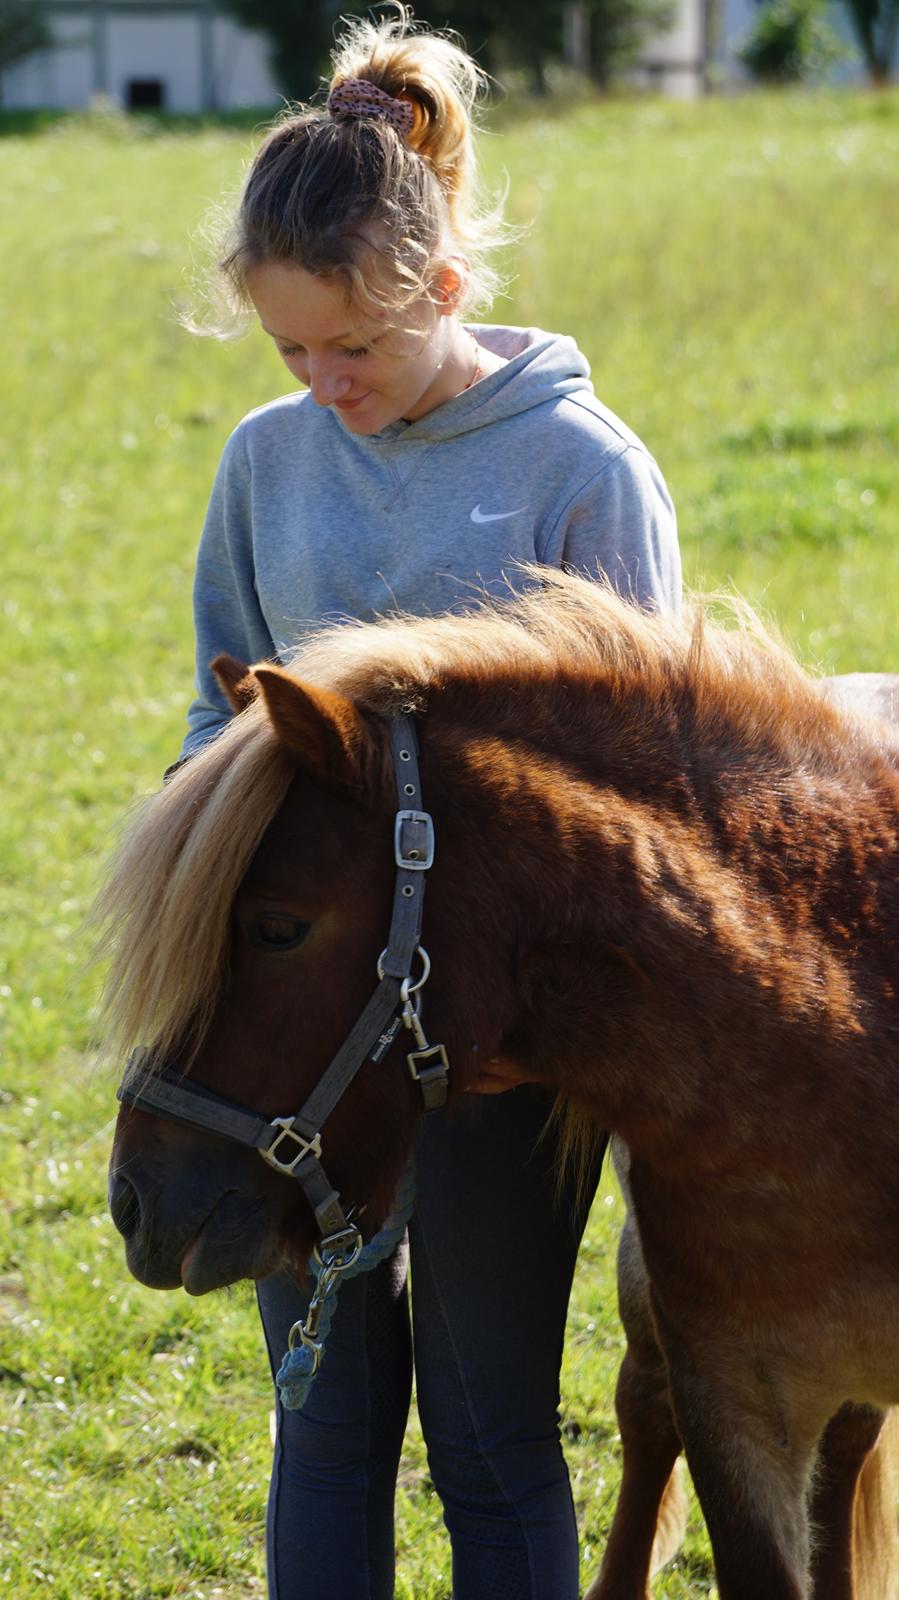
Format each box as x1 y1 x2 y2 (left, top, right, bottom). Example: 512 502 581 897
212 653 257 714
253 665 369 788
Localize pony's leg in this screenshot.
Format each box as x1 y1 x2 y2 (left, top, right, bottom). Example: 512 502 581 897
655 1318 820 1600
585 1210 686 1600
585 1350 685 1600
810 1403 899 1600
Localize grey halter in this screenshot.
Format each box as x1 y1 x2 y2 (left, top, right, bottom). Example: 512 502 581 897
117 717 449 1259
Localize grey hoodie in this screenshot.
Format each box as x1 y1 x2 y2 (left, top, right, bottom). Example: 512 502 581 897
182 325 681 757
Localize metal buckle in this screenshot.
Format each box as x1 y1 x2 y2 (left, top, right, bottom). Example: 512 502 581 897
407 1043 450 1111
261 1117 323 1175
314 1225 363 1272
394 809 435 871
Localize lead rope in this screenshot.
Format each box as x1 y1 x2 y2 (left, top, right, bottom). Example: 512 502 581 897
275 1157 417 1411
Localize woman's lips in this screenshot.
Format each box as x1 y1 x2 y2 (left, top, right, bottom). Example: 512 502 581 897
334 392 371 412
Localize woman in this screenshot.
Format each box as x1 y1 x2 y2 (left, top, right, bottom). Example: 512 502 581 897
181 10 680 1596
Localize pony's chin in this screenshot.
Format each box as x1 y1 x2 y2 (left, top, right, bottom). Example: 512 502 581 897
179 1219 284 1296
179 1229 220 1295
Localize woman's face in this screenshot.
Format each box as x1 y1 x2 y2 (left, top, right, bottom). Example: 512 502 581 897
245 261 464 436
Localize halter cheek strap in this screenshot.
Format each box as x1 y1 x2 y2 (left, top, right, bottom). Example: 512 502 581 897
116 715 449 1255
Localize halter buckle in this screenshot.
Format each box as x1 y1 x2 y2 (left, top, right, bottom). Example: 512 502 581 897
261 1117 323 1175
394 809 435 871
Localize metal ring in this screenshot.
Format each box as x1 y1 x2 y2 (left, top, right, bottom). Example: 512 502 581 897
377 944 431 989
313 1235 362 1273
399 947 431 1000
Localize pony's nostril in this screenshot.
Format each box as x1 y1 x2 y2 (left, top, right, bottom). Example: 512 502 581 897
108 1172 141 1240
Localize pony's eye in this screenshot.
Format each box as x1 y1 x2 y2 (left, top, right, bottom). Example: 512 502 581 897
250 914 311 951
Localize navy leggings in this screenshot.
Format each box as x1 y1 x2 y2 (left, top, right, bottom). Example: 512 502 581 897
256 1087 603 1599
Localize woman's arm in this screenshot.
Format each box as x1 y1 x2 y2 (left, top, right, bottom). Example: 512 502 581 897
541 443 681 614
181 427 278 760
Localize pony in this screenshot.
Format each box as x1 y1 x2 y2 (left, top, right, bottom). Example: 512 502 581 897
99 571 899 1599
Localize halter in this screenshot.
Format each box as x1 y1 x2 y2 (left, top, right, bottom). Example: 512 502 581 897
116 717 449 1268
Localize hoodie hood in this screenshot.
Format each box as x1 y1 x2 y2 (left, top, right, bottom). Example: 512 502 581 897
365 325 595 445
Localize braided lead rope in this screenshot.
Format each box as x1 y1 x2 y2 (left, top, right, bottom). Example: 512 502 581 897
275 1158 417 1411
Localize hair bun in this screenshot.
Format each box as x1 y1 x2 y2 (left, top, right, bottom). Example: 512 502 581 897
328 8 485 214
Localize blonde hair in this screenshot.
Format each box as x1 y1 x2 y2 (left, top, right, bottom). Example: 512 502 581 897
194 7 508 336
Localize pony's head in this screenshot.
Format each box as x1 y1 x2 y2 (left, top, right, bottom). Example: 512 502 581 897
100 634 526 1294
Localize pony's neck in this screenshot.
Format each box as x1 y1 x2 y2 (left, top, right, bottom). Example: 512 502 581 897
449 676 899 1168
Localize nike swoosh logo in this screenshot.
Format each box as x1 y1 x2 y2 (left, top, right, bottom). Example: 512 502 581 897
470 504 527 523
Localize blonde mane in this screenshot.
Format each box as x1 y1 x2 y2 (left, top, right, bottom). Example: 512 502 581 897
95 570 882 1066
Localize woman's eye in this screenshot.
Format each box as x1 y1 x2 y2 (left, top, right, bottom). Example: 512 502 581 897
250 914 311 951
278 344 369 361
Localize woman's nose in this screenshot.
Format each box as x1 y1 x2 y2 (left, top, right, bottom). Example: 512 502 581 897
308 362 352 407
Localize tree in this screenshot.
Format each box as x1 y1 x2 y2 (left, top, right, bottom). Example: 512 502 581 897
218 0 564 100
586 0 677 87
460 0 565 94
398 0 680 93
838 0 897 81
737 0 848 82
0 0 52 88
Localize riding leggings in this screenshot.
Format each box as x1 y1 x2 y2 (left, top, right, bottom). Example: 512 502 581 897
256 1086 604 1600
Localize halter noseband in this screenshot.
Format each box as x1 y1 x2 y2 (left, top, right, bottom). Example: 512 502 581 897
116 716 448 1262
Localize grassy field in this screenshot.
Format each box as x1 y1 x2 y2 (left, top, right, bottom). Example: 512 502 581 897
1 87 898 1598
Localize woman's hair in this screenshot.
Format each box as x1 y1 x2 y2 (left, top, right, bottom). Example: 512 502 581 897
193 7 508 336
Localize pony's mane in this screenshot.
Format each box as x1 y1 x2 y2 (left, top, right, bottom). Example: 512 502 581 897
95 570 886 1065
290 569 807 715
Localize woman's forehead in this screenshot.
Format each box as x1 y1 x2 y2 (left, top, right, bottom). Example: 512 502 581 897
245 260 384 341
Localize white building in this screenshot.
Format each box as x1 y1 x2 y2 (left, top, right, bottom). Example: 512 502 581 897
631 0 711 97
1 0 280 113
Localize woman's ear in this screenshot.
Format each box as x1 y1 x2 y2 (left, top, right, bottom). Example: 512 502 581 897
433 260 469 314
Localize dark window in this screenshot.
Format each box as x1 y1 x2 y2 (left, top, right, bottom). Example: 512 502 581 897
126 79 165 109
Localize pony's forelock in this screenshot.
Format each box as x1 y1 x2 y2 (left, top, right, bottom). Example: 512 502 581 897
95 703 295 1064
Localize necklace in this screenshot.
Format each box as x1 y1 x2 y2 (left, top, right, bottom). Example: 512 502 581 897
462 333 483 391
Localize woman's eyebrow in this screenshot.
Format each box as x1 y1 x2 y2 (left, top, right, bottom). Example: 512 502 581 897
261 324 364 344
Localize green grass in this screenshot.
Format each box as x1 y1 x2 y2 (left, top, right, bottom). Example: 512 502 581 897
2 86 898 1597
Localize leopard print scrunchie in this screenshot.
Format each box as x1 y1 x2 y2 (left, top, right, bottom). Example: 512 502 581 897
327 78 415 138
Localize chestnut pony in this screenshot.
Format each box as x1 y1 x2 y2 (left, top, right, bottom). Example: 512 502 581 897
100 572 899 1600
